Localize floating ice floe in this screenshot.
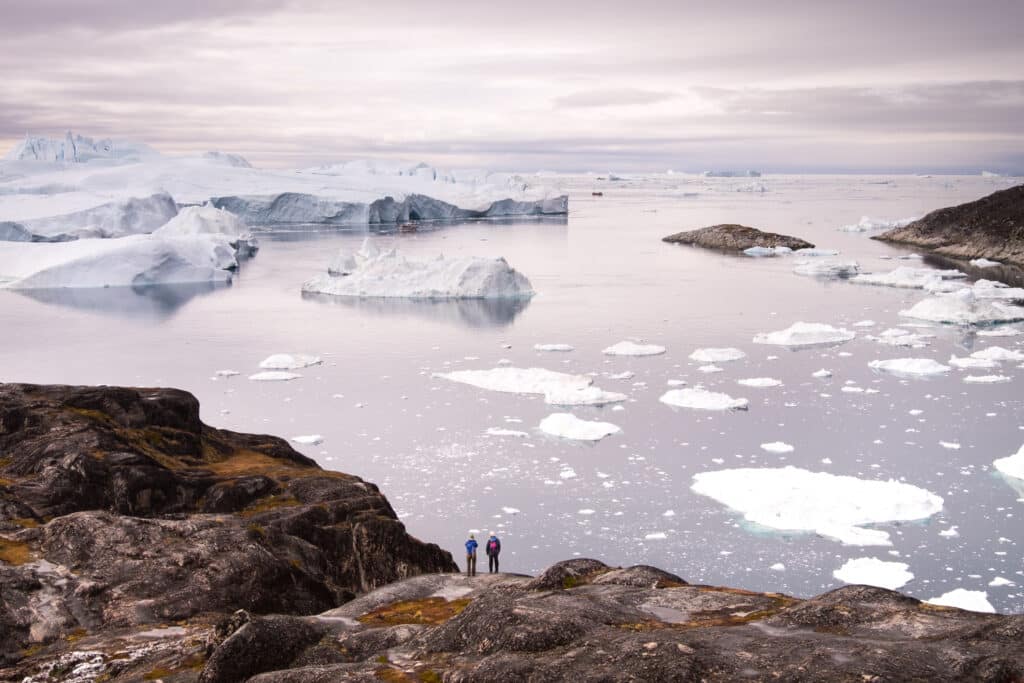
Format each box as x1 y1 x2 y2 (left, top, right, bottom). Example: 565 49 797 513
690 347 745 363
832 557 914 590
486 428 529 438
534 343 574 352
644 532 667 540
433 367 626 406
868 358 952 377
744 246 792 257
812 369 832 378
977 326 1022 337
792 260 860 278
602 341 666 356
690 466 943 546
248 371 301 381
899 290 1024 326
993 444 1024 481
290 435 323 445
963 375 1011 384
972 280 1024 301
795 248 840 257
948 355 999 370
738 377 782 388
760 442 794 453
539 413 621 441
970 258 1001 268
259 353 322 370
699 365 723 373
851 266 966 290
302 241 534 299
867 328 933 349
971 346 1024 362
660 387 748 411
215 369 239 377
925 589 996 613
839 216 917 233
753 322 855 348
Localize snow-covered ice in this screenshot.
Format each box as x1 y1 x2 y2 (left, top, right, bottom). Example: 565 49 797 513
290 435 324 445
486 428 529 438
971 346 1024 362
963 375 1011 384
899 290 1024 325
812 369 833 378
434 367 625 406
248 371 301 381
760 442 794 453
832 557 914 590
539 413 621 441
259 353 322 370
993 444 1024 481
738 377 783 388
691 466 943 546
689 347 745 363
851 266 966 290
925 589 996 613
744 246 792 257
839 216 917 232
867 328 933 348
753 322 855 348
970 258 1001 268
534 343 574 352
792 260 861 278
660 387 749 411
948 355 999 369
603 341 666 356
868 358 952 376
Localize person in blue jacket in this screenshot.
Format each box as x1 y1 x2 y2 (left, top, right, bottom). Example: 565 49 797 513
464 533 478 577
485 532 501 573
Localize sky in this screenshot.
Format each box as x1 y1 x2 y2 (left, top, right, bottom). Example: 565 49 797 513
1 0 1023 172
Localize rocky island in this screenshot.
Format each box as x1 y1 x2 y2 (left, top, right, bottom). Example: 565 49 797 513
662 224 814 252
874 184 1024 268
2 384 1023 682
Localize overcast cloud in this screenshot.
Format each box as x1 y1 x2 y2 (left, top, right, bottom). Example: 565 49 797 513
1 0 1022 171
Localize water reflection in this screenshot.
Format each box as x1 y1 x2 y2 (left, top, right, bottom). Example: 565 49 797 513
301 291 530 328
257 215 569 242
15 282 226 319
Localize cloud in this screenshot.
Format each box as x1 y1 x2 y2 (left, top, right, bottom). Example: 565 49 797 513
554 89 675 108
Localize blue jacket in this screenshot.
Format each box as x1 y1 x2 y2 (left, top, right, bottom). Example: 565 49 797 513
465 539 478 555
485 536 501 556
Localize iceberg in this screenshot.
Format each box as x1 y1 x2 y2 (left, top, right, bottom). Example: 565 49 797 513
433 367 625 406
603 341 666 356
839 216 917 233
760 442 794 453
248 371 301 381
868 358 952 377
689 347 746 363
16 193 178 241
899 289 1024 325
972 280 1024 301
970 346 1024 362
794 248 840 257
970 258 1001 268
302 242 533 300
851 266 967 289
948 355 999 369
926 589 995 614
792 260 860 278
534 343 574 352
963 375 1011 383
154 205 257 256
993 444 1024 481
5 131 157 162
539 413 621 441
660 387 748 411
259 353 322 370
833 557 914 590
753 322 855 348
290 435 323 445
691 466 943 546
866 328 932 348
744 246 792 257
738 377 782 388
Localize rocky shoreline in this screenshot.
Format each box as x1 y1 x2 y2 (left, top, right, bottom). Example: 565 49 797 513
2 384 1023 682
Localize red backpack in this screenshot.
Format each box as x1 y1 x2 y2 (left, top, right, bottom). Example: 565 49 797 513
488 539 498 553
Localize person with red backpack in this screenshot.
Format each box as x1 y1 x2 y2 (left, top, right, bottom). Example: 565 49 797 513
485 532 501 573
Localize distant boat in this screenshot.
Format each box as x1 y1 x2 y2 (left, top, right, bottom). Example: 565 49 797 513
399 222 418 233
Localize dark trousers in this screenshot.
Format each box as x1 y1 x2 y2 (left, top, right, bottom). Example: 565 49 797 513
466 554 476 576
488 554 499 573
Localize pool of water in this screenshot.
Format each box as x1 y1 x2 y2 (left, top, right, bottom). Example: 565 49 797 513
1 172 1021 611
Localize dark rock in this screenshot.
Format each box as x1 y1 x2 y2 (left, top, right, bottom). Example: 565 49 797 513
198 615 327 683
525 558 611 590
663 223 814 251
874 184 1024 266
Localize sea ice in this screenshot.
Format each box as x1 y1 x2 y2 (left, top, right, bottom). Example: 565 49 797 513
925 589 995 613
948 355 999 369
290 435 323 445
660 387 749 411
868 358 952 376
753 322 855 348
699 365 723 373
899 290 1024 325
792 260 860 278
833 557 914 590
971 346 1024 362
851 267 966 290
434 367 625 406
989 577 1016 587
812 369 832 378
259 354 322 370
486 428 529 438
644 532 667 540
760 442 794 453
302 241 534 299
14 192 178 241
539 413 620 441
993 444 1024 481
744 246 792 257
603 341 666 356
839 216 917 233
691 466 943 546
794 248 840 257
248 371 301 381
867 328 933 348
970 258 1001 268
738 377 782 388
972 280 1024 301
963 375 1011 384
689 347 745 363
534 343 574 352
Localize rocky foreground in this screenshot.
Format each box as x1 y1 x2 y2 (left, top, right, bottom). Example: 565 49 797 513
2 385 1024 682
662 224 814 252
874 184 1024 267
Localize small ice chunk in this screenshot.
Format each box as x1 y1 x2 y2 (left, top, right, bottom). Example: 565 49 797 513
744 246 792 257
939 442 961 450
868 358 951 377
603 341 666 356
534 343 574 352
971 346 1024 362
760 442 794 453
792 260 860 278
666 379 687 386
690 347 745 363
248 371 301 381
738 377 782 388
644 531 667 540
215 370 239 377
868 328 933 348
989 577 1015 587
539 413 621 441
963 375 1011 384
840 216 917 233
607 371 635 380
698 364 723 373
899 289 1024 325
577 508 595 515
812 369 832 378
259 353 322 370
925 589 995 613
970 258 1001 268
434 367 624 405
795 248 840 257
291 434 323 445
939 526 960 537
851 266 966 289
852 320 876 328
753 322 855 347
502 506 521 514
948 355 999 369
660 387 748 411
833 557 914 590
486 428 529 438
770 562 786 571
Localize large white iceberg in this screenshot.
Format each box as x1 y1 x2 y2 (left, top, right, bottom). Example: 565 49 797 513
433 367 625 406
5 131 157 163
899 289 1024 325
833 557 914 590
868 358 952 376
851 267 966 290
660 387 749 411
925 589 995 613
753 322 855 348
539 413 621 441
691 466 943 546
302 242 533 300
14 193 178 241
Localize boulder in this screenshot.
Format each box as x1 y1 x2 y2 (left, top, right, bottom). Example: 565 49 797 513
663 224 814 251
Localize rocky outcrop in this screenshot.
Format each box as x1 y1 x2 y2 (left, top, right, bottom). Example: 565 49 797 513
663 224 814 251
0 383 455 676
874 184 1024 267
211 192 569 225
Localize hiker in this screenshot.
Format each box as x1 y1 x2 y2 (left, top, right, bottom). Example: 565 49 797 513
464 533 478 577
485 532 501 573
